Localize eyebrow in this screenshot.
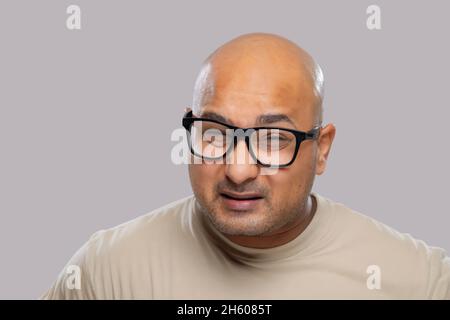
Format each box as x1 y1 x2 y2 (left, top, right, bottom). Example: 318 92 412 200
199 111 229 124
257 114 296 127
199 111 297 128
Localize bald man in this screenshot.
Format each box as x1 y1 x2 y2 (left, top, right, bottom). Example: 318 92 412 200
41 33 450 299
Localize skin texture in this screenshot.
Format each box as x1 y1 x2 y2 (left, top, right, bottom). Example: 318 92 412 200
188 33 336 249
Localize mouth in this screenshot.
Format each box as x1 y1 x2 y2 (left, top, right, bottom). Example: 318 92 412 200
219 191 264 211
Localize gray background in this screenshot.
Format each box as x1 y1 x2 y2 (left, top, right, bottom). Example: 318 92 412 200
0 0 448 299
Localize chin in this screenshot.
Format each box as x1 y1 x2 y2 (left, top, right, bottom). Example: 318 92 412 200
212 212 272 236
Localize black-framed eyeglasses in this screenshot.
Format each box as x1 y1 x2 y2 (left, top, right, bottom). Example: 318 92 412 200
182 110 321 168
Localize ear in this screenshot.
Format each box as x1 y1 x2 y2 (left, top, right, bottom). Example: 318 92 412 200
315 123 336 175
184 107 192 113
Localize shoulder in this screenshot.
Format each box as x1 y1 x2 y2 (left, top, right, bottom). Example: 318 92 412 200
332 195 446 260
40 195 196 299
85 194 196 259
317 193 450 299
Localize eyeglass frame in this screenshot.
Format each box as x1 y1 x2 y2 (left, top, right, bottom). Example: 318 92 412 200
182 110 321 168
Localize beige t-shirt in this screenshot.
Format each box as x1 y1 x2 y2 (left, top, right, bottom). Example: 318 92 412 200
40 192 450 299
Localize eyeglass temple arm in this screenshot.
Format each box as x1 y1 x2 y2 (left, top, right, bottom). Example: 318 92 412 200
305 126 321 140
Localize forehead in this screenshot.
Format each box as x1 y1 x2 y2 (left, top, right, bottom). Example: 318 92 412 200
199 86 316 130
196 57 317 129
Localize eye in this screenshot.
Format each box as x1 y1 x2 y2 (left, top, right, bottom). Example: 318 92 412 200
203 129 226 146
254 131 294 150
269 134 288 141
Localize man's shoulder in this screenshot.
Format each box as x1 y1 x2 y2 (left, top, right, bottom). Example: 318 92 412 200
332 197 446 257
40 195 198 299
322 194 450 298
83 195 196 261
326 195 446 258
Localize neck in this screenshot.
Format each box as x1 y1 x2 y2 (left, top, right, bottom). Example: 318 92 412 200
224 194 317 249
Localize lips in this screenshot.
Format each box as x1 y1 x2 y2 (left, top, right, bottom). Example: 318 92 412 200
219 190 264 211
220 192 263 200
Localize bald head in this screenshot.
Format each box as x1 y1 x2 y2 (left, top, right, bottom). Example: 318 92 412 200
192 32 324 125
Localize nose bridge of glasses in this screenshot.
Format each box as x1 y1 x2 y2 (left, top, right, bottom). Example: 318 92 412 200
223 129 257 165
213 126 283 164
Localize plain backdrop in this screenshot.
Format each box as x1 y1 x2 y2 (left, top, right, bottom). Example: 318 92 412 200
0 0 449 299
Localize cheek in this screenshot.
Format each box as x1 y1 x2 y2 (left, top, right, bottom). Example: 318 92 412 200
268 158 313 200
268 171 303 198
290 143 317 177
189 164 223 197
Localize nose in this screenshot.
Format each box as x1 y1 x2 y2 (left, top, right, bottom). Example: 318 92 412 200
225 139 259 185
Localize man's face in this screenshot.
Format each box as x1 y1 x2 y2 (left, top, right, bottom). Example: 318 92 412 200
188 60 320 237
